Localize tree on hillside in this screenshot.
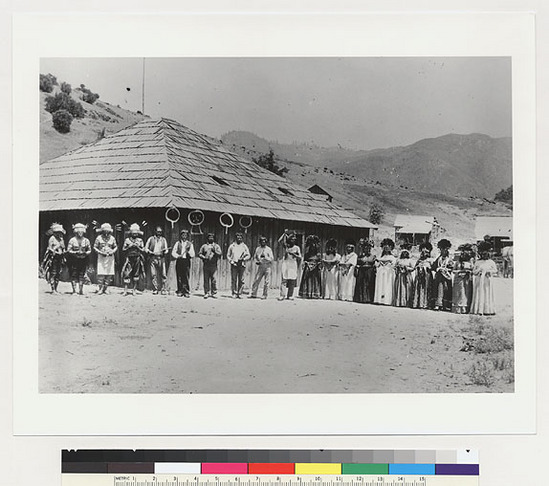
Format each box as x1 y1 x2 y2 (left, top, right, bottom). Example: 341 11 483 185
252 148 288 177
52 109 73 133
369 203 384 225
494 185 513 207
45 92 85 119
79 84 100 104
39 73 58 93
60 82 72 95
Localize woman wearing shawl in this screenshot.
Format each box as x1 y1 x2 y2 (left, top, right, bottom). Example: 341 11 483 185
298 235 322 299
452 243 474 314
470 241 498 315
373 238 396 305
412 242 433 309
338 241 358 301
322 238 341 300
432 238 454 311
393 248 415 307
121 223 146 296
353 239 377 304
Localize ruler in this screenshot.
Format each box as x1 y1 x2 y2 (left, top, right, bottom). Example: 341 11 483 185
62 474 478 486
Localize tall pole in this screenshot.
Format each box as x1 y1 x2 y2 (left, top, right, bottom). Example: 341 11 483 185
142 58 145 115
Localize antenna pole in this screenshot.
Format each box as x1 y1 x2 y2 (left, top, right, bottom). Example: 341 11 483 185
142 58 145 114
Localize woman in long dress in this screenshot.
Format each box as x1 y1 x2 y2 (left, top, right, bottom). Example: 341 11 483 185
374 238 396 305
353 239 376 303
452 243 474 313
338 242 358 301
299 235 322 299
322 238 341 300
432 238 454 311
393 249 415 307
412 242 433 309
470 241 497 315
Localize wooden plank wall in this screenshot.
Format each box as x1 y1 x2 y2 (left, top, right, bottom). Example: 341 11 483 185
40 208 372 291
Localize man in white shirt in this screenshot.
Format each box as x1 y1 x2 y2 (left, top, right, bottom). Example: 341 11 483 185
249 236 274 299
145 226 169 294
227 232 250 298
171 229 195 297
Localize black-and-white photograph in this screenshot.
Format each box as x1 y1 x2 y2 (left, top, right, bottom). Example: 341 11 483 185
38 57 514 394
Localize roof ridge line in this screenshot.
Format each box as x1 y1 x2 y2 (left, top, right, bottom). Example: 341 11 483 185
158 120 178 208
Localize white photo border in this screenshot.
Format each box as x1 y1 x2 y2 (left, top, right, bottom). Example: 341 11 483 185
13 11 536 435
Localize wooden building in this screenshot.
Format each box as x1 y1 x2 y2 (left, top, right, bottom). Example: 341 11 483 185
474 215 513 255
308 184 333 202
393 214 436 246
40 118 377 291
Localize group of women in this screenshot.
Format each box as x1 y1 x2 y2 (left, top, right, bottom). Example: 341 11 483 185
296 235 498 315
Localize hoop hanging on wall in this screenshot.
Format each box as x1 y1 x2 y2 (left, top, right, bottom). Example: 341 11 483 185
219 212 234 234
188 209 205 235
165 206 180 229
239 215 253 233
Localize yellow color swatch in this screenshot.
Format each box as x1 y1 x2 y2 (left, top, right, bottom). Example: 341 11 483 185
295 463 342 475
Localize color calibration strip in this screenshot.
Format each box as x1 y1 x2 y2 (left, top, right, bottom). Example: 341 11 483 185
62 449 479 476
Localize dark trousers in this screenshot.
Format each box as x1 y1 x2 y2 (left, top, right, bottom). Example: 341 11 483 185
230 264 246 296
49 254 63 284
203 264 218 295
69 258 87 283
175 258 191 295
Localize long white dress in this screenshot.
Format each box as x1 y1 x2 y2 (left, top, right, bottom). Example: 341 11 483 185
323 252 341 300
338 252 357 301
374 254 396 305
470 258 497 315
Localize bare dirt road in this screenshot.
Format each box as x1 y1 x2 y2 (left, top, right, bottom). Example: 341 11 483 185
39 279 514 394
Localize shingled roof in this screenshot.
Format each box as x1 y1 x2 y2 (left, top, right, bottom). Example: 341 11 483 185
40 118 376 229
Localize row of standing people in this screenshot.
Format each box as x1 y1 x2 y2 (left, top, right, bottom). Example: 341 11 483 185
42 223 497 314
296 236 497 315
43 222 270 299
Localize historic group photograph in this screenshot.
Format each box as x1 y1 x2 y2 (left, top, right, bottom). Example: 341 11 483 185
38 57 514 394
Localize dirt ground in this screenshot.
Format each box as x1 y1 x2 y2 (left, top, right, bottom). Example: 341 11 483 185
38 278 514 394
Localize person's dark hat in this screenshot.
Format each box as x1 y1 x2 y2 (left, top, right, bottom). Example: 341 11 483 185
437 238 452 249
380 238 395 250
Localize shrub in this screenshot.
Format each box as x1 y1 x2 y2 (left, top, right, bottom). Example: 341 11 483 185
467 360 495 387
79 84 100 104
52 109 73 133
45 92 85 118
494 185 513 207
252 149 288 177
39 74 53 93
369 204 384 225
60 82 72 94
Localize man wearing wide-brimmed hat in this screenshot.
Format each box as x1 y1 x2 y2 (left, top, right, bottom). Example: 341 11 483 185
145 226 169 295
67 223 92 295
43 223 66 294
94 223 118 295
121 223 145 296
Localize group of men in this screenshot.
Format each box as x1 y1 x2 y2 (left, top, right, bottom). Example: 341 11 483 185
43 222 277 299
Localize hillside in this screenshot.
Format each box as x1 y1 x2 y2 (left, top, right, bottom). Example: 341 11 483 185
40 78 512 245
221 131 512 199
40 84 146 163
281 158 512 244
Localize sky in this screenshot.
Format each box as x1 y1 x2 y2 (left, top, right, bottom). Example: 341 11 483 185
41 57 512 150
